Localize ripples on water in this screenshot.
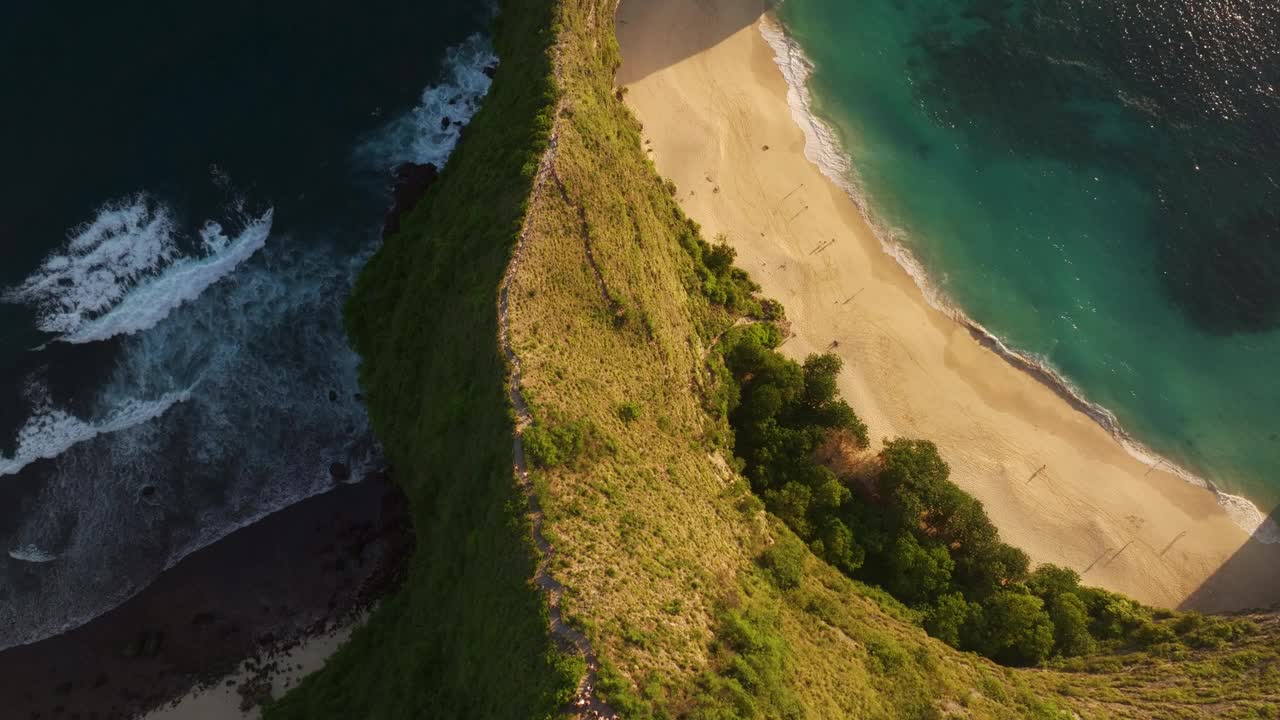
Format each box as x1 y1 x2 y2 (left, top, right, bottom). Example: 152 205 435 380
914 0 1280 335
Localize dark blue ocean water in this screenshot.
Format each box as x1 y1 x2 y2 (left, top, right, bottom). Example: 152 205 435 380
0 0 495 647
775 0 1280 533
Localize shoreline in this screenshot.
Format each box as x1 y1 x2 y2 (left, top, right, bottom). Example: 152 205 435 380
144 613 368 720
0 474 410 720
616 0 1280 612
755 16 1279 546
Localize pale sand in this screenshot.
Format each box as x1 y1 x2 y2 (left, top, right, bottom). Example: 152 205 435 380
144 617 362 720
616 0 1280 612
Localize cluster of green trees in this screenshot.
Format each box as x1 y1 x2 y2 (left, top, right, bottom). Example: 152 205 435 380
717 324 1252 666
675 230 782 321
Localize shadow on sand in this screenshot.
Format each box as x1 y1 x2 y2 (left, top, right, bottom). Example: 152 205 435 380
1180 504 1280 614
615 0 774 87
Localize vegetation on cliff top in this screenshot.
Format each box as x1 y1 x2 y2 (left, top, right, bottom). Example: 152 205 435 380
275 0 1280 717
265 2 575 718
503 0 1280 716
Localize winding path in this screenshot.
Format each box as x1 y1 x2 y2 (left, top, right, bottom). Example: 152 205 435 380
496 24 619 720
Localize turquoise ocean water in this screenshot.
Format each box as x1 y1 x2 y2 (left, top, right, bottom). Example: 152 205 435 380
771 0 1280 534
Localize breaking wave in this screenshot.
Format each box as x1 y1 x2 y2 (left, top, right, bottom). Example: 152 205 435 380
0 380 193 478
0 32 500 651
359 33 497 169
8 545 58 564
4 195 272 345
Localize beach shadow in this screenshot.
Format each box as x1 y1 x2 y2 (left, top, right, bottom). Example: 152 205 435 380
615 0 776 87
1179 503 1280 614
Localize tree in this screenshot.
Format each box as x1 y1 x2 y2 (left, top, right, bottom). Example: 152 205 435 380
813 400 868 447
800 353 842 411
1026 564 1082 601
1047 593 1096 656
973 591 1055 666
764 483 814 539
925 592 979 649
745 384 784 423
805 465 850 511
885 533 955 607
811 518 865 575
876 439 956 538
877 440 951 499
954 540 1030 600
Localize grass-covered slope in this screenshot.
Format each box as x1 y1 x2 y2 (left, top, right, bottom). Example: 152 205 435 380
505 1 1069 717
265 2 576 718
272 0 1280 718
505 1 1280 718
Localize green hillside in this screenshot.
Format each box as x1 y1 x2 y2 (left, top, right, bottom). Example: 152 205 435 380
268 1 1280 718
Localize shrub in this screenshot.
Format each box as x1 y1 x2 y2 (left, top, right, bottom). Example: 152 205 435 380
618 401 643 423
699 605 801 720
523 420 590 468
1084 590 1149 640
1181 615 1255 650
1047 593 1096 657
1132 621 1177 648
972 592 1056 666
524 424 563 468
757 298 785 321
761 535 807 590
865 636 909 674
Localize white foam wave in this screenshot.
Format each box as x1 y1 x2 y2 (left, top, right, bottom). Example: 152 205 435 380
360 33 497 169
3 195 272 345
0 380 194 478
8 545 58 563
0 30 504 650
62 212 273 344
0 31 498 652
757 16 1280 544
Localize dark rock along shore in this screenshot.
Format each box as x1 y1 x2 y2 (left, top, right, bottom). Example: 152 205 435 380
0 474 412 720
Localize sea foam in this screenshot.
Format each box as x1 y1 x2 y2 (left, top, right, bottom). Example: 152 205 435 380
0 33 501 652
0 379 194 478
359 33 497 169
8 545 58 563
3 195 272 345
757 16 1280 545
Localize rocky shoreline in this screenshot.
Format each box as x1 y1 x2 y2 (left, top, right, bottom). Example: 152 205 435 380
0 474 411 720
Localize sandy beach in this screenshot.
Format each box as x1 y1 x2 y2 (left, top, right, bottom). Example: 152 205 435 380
0 476 409 720
144 618 363 720
616 0 1280 612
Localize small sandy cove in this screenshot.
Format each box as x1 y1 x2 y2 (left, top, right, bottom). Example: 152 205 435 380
617 0 1280 612
144 619 361 720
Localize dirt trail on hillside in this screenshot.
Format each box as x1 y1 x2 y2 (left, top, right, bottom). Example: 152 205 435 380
498 23 619 720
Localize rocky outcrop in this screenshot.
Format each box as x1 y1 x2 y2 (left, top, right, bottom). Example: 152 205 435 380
383 162 440 238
